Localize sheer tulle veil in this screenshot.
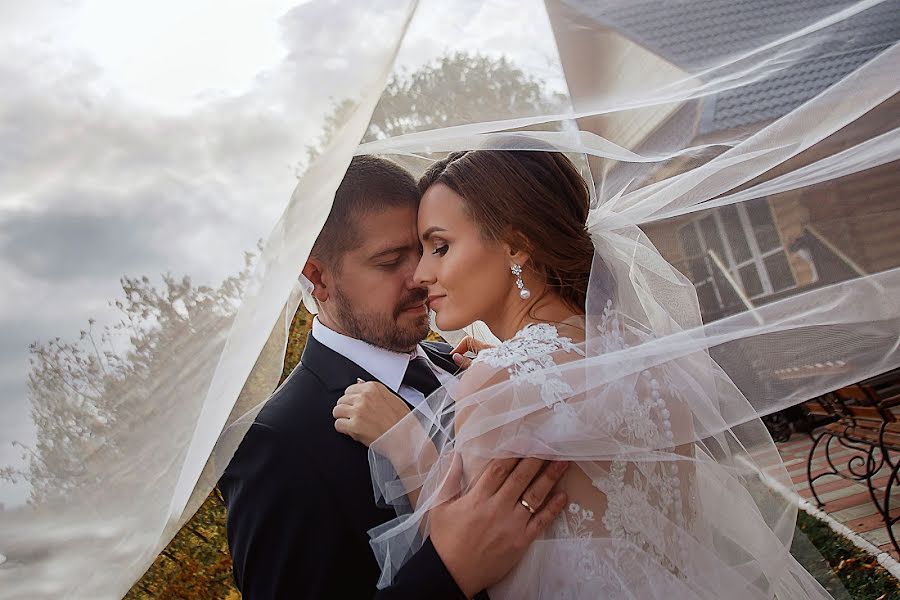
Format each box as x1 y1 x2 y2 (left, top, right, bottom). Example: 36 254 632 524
365 135 861 598
0 0 898 597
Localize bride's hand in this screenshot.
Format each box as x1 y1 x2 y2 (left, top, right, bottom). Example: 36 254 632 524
451 336 494 370
333 380 411 447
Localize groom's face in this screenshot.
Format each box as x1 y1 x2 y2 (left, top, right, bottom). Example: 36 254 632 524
327 204 429 352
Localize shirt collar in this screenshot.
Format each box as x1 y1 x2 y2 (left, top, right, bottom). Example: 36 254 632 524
311 317 415 394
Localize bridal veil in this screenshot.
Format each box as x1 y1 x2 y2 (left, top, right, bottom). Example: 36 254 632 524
0 0 898 597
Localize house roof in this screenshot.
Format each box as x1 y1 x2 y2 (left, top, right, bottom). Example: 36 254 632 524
562 0 900 132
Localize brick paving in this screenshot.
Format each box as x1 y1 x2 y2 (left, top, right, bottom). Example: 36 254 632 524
774 434 900 560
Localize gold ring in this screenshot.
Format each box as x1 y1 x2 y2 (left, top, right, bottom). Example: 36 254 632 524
519 498 537 514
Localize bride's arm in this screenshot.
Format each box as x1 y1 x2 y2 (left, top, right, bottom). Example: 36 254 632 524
333 380 413 447
333 380 441 509
332 369 510 511
373 364 506 509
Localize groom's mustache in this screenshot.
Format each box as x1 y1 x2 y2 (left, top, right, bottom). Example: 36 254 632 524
394 289 429 317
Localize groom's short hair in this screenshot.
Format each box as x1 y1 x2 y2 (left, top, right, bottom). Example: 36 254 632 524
310 155 419 270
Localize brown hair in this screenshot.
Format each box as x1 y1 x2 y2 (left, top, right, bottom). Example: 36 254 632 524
418 150 594 311
311 155 418 269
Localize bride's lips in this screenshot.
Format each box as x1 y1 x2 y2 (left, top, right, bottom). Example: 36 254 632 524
427 294 446 310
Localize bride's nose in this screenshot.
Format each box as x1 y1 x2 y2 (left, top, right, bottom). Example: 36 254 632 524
413 254 436 287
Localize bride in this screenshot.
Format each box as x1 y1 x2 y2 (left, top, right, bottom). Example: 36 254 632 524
333 147 836 599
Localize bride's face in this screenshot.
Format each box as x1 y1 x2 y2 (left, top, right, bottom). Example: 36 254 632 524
415 183 517 331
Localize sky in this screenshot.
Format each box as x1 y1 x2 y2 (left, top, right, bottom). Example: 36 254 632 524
0 0 564 506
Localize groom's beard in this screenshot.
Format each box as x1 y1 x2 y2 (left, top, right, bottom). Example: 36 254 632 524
332 285 430 352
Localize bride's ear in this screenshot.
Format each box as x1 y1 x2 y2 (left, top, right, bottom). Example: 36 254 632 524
302 259 330 303
507 248 530 268
503 231 532 268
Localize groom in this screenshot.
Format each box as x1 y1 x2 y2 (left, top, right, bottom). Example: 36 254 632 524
219 156 567 599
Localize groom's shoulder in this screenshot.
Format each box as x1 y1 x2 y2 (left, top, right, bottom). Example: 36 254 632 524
223 361 366 491
253 362 335 438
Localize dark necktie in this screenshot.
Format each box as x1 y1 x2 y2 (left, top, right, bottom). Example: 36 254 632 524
401 356 442 397
403 356 453 455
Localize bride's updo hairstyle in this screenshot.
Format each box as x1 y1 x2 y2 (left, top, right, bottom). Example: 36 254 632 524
418 147 594 312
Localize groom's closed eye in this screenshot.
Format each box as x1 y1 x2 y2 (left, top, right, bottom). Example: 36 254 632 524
370 246 414 269
377 254 423 272
374 252 401 266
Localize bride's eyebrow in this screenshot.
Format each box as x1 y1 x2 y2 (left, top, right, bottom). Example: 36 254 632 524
420 226 446 241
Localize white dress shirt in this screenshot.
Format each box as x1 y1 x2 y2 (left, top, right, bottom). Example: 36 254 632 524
310 317 454 409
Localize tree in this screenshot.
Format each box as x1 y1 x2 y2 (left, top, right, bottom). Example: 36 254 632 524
125 489 238 600
365 52 565 141
5 251 257 505
305 51 566 167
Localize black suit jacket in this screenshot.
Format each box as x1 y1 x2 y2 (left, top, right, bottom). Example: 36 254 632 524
219 333 468 599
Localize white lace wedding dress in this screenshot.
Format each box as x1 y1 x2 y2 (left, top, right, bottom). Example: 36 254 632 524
369 310 834 599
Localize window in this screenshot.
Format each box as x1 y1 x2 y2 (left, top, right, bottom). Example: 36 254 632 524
678 198 795 316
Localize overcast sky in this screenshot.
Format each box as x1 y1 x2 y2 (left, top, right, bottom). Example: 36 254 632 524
0 0 563 506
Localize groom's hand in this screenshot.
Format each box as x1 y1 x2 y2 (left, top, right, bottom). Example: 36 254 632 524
429 456 569 599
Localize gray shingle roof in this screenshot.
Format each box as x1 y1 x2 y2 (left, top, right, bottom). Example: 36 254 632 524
562 0 900 131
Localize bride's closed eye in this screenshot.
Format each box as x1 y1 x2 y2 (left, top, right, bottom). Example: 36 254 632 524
431 242 449 256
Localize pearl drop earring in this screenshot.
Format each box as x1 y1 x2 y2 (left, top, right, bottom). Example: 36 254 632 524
511 264 531 300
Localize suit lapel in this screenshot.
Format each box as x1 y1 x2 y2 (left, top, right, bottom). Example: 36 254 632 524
300 333 416 409
300 333 377 393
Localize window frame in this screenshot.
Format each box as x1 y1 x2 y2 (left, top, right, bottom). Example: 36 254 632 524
678 199 797 313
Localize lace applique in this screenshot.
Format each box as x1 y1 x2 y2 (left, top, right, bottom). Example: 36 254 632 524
474 322 584 410
561 502 596 538
546 502 630 599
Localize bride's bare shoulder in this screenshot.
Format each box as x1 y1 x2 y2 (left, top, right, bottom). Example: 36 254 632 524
455 322 586 399
454 357 509 400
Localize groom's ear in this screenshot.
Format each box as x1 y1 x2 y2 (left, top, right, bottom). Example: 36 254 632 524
302 259 330 303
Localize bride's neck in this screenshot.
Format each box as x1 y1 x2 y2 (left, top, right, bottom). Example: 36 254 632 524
487 291 584 342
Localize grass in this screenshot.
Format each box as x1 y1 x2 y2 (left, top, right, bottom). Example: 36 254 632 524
794 509 899 599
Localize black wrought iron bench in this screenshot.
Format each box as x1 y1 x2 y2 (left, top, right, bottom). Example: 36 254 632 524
803 368 900 554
